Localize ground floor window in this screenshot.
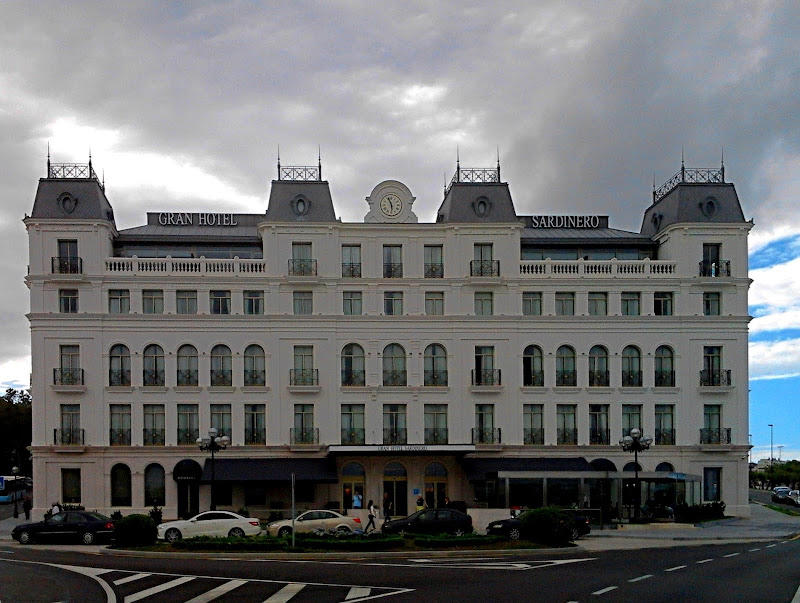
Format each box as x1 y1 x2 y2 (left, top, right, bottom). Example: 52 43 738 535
111 463 132 507
144 464 165 506
703 467 721 501
424 462 448 508
341 462 365 511
383 462 408 517
62 468 81 504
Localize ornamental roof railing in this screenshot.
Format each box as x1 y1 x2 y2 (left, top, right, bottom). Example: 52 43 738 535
653 164 724 203
446 165 500 194
48 162 101 181
278 165 321 181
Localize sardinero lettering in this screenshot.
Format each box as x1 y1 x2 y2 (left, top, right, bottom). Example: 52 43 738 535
530 215 601 228
158 212 238 226
378 445 428 452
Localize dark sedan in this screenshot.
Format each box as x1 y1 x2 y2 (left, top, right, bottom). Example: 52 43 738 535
12 511 115 545
381 508 473 536
486 510 591 541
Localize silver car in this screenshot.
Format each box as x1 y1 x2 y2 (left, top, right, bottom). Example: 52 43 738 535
267 509 362 537
158 511 262 542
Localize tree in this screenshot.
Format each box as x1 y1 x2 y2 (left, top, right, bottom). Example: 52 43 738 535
0 388 32 476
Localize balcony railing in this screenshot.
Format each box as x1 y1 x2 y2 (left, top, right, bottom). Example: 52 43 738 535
342 262 362 278
177 370 199 387
290 369 318 386
519 258 677 278
105 257 267 276
143 428 166 446
244 369 266 387
590 428 611 445
288 258 318 276
555 370 577 387
523 370 545 387
244 428 266 445
291 427 319 445
54 428 84 445
383 370 408 387
109 429 131 446
211 370 233 387
424 370 448 386
622 371 643 387
472 427 501 445
341 370 366 386
383 428 407 445
341 428 366 445
383 263 403 278
108 369 131 387
655 428 675 445
557 428 578 445
52 256 83 274
143 370 165 387
424 428 448 445
177 428 199 445
524 427 544 445
424 262 444 278
472 369 501 386
54 368 84 386
700 428 732 444
654 370 676 387
589 371 610 387
699 260 731 277
470 259 500 277
700 370 732 387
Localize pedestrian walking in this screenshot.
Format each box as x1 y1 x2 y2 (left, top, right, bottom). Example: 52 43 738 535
50 501 62 515
382 492 392 524
23 496 32 520
365 499 377 533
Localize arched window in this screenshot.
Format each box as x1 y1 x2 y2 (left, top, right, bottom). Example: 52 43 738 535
424 344 448 386
382 344 407 386
341 462 365 510
654 345 675 387
424 462 448 508
341 343 366 386
556 345 577 386
589 458 617 472
244 344 266 386
588 345 609 386
623 461 642 472
144 463 165 506
177 344 198 386
656 462 675 472
143 344 165 386
523 345 544 386
111 463 132 507
622 345 642 387
211 344 232 386
109 344 131 386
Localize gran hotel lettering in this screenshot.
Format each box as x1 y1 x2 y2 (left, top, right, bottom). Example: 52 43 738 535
158 212 238 226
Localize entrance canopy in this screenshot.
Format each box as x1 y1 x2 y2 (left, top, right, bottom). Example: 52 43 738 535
200 458 337 483
462 457 592 480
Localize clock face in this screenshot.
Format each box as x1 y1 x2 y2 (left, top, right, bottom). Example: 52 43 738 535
379 193 402 217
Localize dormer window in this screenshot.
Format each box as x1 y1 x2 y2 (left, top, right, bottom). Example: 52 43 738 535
58 193 77 214
473 196 492 217
291 195 311 216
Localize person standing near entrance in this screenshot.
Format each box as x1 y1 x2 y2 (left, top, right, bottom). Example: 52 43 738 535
382 492 392 524
23 496 32 520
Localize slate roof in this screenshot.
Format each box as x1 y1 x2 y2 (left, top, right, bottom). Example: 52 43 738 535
30 178 115 224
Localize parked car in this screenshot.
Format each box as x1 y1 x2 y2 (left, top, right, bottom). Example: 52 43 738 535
788 490 800 507
380 508 473 536
771 486 792 504
157 510 262 542
267 509 361 537
12 511 114 545
486 510 591 541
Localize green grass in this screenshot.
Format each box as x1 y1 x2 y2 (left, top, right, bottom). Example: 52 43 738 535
764 504 800 517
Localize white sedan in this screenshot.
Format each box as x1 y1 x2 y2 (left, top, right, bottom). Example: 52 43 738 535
158 511 262 542
267 509 361 537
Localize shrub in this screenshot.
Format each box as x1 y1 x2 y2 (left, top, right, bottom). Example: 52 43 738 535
114 514 157 547
674 501 726 523
148 506 162 525
237 507 250 517
519 507 573 545
110 510 123 522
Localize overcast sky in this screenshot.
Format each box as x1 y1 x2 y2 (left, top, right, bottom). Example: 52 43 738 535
1 1 798 460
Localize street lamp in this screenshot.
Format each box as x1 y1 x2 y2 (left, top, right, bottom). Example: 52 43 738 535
11 466 19 518
196 428 229 511
619 428 653 521
769 424 774 467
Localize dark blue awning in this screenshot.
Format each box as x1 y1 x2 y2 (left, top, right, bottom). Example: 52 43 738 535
461 457 592 480
201 458 337 483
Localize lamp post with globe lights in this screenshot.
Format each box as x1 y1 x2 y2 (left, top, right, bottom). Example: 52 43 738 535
196 428 229 511
619 428 653 520
11 466 19 518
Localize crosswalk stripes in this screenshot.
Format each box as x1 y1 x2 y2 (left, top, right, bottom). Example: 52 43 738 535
124 575 196 602
183 579 247 603
263 583 306 602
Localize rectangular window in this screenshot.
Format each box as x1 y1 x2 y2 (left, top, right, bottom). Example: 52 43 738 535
555 292 575 316
341 244 362 278
703 467 722 501
55 239 80 273
474 292 493 316
472 243 497 276
142 289 164 314
522 292 542 316
59 403 81 444
621 404 642 438
701 243 727 276
243 290 264 315
210 290 231 315
176 290 198 314
523 404 544 444
210 403 232 440
108 289 130 314
473 345 497 385
621 292 641 316
384 291 403 316
383 245 403 278
702 345 727 385
177 404 199 445
57 345 81 385
341 404 365 445
61 468 81 504
703 292 721 316
425 291 444 316
293 291 313 315
383 404 407 444
589 404 610 444
110 404 131 445
424 244 444 278
424 404 448 444
290 242 315 276
244 404 266 445
557 404 577 445
59 289 79 313
654 292 674 316
702 404 724 443
588 292 607 316
343 291 363 316
655 404 675 445
143 404 165 446
293 404 316 444
292 345 316 385
474 404 496 443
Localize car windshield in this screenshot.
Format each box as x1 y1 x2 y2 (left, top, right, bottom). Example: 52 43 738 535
85 512 111 521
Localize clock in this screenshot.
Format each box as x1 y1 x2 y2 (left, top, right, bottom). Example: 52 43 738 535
380 193 402 217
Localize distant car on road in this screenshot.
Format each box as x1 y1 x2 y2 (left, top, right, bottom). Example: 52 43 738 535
267 509 361 537
12 511 114 545
486 509 591 541
157 511 262 542
772 487 792 504
380 508 473 536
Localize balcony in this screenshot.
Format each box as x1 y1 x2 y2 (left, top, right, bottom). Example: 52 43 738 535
382 370 407 387
523 370 545 387
288 258 317 276
655 428 675 445
524 427 544 445
470 259 500 277
472 369 501 386
342 262 362 278
143 428 165 446
109 429 131 446
54 368 84 386
699 260 731 277
54 428 84 445
211 369 233 387
244 369 266 387
557 428 578 445
519 258 677 279
654 370 676 387
424 262 444 278
700 370 732 387
177 428 199 445
424 428 448 445
341 428 366 445
700 428 732 445
105 257 267 276
383 428 407 445
52 256 83 274
244 428 266 445
622 371 643 387
383 263 403 278
290 369 319 386
590 428 611 445
555 370 577 387
424 370 448 387
472 427 501 445
108 369 131 387
143 370 166 387
177 370 199 387
341 370 366 387
589 371 610 387
291 428 319 445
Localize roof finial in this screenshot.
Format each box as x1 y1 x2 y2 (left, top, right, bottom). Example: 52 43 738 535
277 145 281 180
47 141 51 176
102 169 105 190
720 145 725 182
680 148 685 182
456 146 460 183
318 145 322 181
496 145 501 181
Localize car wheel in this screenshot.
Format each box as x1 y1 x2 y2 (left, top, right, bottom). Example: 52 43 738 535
81 531 95 545
278 526 292 538
228 527 246 539
165 528 182 543
336 525 352 534
508 527 521 540
570 528 580 541
18 531 32 544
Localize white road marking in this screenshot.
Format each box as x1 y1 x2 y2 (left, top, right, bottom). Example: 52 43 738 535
114 573 150 585
263 582 305 602
345 587 372 599
696 558 714 564
723 553 740 558
792 582 800 603
628 574 652 582
410 557 498 563
592 586 618 595
748 548 761 552
49 564 115 603
665 565 686 572
766 544 776 548
125 576 195 603
184 579 247 603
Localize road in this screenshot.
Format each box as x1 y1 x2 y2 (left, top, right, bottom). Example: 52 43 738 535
1 537 799 602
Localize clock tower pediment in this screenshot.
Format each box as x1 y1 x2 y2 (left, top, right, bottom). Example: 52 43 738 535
364 180 418 223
